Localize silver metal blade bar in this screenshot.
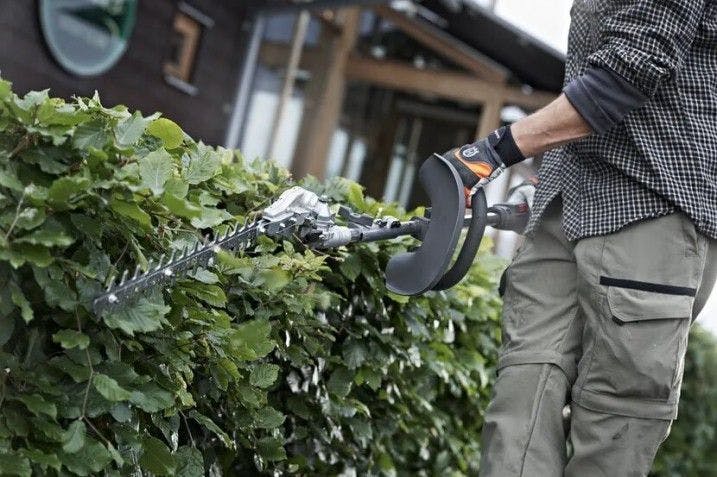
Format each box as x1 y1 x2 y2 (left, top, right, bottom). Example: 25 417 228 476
93 221 268 314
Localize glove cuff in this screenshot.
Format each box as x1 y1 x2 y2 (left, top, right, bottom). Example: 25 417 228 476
488 126 525 167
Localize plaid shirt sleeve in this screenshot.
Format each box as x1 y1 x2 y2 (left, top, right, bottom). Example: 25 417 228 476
587 0 705 97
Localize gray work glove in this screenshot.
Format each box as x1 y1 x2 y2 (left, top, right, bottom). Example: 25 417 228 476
506 176 538 211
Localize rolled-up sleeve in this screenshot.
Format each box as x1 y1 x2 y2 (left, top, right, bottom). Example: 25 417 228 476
586 0 705 98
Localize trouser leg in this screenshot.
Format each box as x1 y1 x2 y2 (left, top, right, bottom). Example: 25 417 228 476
480 364 571 476
480 199 581 476
565 404 671 477
568 212 711 476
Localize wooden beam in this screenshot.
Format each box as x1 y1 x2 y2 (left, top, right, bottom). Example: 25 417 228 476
259 42 555 110
373 5 508 83
291 8 362 179
344 56 555 110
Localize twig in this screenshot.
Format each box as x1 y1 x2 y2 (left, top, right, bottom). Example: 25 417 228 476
179 410 196 447
77 312 95 418
4 190 26 241
8 134 32 159
83 416 113 448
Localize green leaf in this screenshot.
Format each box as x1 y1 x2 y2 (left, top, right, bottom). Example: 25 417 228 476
140 436 176 476
129 382 175 413
231 319 275 361
20 449 61 472
115 111 148 147
339 253 362 280
342 340 367 369
161 192 202 219
0 169 24 192
250 363 280 389
16 219 75 247
102 297 170 336
0 452 31 477
0 312 15 346
17 393 57 418
110 198 152 230
13 207 45 230
328 367 354 398
175 446 204 477
187 268 219 284
259 268 291 293
139 148 174 196
183 145 220 184
31 265 77 310
1 243 54 268
254 406 285 429
256 436 287 462
52 329 90 350
72 120 109 150
93 373 132 401
61 420 86 453
182 283 226 307
147 117 184 149
58 438 112 476
189 411 234 448
0 79 11 100
47 176 90 207
9 281 33 323
189 207 233 229
20 147 69 174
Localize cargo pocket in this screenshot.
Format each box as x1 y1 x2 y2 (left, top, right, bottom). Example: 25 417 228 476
579 279 694 418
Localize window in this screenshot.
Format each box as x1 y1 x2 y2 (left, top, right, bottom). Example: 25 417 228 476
164 2 213 95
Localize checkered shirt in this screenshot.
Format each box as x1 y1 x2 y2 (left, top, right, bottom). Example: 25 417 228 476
527 0 717 241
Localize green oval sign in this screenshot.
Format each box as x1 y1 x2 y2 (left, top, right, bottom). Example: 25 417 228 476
39 0 137 77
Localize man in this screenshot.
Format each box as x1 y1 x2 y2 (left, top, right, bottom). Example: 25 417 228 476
443 1 717 475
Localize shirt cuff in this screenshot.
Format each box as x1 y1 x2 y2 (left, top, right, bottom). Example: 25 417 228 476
563 66 649 135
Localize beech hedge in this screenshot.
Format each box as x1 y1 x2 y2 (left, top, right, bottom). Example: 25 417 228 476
0 81 505 475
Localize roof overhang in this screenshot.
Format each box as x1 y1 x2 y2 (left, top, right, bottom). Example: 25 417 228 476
419 0 565 91
248 0 390 14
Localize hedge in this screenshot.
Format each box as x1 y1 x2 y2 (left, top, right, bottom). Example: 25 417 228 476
652 324 717 477
0 80 505 475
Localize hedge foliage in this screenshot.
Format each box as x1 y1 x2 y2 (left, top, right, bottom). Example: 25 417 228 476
652 325 717 477
0 80 506 475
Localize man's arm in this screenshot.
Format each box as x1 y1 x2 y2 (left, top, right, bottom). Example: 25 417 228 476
510 93 592 158
444 0 705 194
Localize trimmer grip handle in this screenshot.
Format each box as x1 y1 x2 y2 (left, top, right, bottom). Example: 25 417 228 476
432 188 488 291
488 202 530 234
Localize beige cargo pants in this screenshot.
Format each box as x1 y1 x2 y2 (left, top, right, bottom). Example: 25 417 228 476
480 198 717 477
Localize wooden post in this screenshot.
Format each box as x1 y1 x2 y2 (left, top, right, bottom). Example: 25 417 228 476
265 11 311 160
291 8 361 179
476 98 503 139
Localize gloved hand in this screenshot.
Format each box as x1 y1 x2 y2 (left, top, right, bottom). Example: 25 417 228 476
506 176 538 211
443 126 526 205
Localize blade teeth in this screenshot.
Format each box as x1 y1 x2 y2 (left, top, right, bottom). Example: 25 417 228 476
147 259 154 271
169 250 177 263
120 269 129 285
157 254 166 269
133 264 141 279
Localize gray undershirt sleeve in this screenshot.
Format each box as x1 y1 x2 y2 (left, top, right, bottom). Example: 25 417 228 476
563 66 649 135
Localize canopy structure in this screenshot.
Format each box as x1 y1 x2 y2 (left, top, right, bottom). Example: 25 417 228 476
420 0 565 91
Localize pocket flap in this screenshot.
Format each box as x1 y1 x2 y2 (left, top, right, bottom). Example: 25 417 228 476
607 286 693 323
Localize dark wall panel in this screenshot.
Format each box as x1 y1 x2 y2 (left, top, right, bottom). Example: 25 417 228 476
0 1 252 145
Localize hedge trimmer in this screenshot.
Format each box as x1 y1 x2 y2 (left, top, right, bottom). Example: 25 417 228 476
92 155 529 314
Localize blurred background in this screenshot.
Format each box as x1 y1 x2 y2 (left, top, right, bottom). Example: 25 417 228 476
1 0 715 334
